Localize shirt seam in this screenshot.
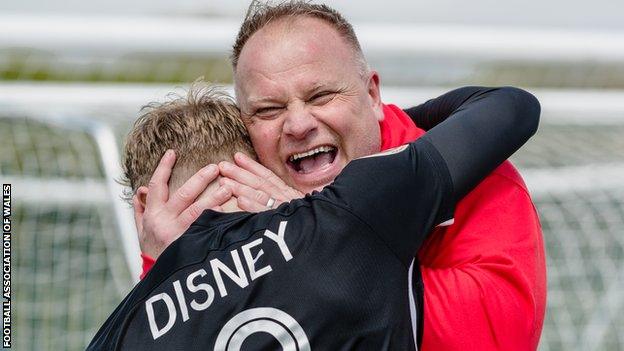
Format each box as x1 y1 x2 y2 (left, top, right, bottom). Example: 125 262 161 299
418 138 456 224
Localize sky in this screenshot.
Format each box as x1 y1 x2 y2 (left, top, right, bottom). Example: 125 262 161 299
2 0 624 30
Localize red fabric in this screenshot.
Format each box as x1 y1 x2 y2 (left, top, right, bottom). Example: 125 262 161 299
380 103 546 350
380 104 426 150
140 252 156 280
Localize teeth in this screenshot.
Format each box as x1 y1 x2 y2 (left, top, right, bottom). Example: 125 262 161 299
289 146 335 162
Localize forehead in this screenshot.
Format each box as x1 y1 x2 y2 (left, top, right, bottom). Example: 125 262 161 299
234 17 359 100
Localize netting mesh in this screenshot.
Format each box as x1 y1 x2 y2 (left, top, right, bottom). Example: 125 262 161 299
511 124 624 168
13 205 131 351
2 116 132 350
0 117 104 178
535 188 624 351
518 121 624 350
2 108 623 350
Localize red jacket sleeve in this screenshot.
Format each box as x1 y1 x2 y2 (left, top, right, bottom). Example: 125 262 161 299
418 161 546 350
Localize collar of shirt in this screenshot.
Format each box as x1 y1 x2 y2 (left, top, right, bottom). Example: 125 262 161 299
379 103 425 151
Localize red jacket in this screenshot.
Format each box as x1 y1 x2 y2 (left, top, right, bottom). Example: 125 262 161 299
380 104 546 350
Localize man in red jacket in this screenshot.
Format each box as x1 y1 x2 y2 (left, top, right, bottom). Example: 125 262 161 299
384 104 546 350
134 1 546 349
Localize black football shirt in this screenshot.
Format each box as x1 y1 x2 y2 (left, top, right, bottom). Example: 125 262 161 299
88 138 454 351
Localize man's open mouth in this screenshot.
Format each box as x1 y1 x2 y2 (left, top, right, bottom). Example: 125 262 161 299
287 145 337 174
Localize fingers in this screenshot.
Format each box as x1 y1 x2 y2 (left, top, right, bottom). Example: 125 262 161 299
233 152 276 179
219 161 265 189
234 152 290 189
234 152 304 199
194 185 233 213
178 185 232 229
237 195 271 213
219 176 284 213
219 178 272 206
146 150 176 208
167 164 219 214
220 160 286 201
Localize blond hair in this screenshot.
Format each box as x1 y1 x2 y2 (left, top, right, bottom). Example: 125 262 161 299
231 0 368 76
121 83 255 203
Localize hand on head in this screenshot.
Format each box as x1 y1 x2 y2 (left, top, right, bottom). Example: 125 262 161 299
134 150 303 259
133 150 232 259
218 152 304 212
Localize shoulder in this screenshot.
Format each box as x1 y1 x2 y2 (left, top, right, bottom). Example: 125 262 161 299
462 160 534 207
490 161 529 194
448 160 538 226
301 191 372 225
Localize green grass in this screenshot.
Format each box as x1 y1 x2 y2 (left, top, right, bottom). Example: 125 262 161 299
0 51 233 84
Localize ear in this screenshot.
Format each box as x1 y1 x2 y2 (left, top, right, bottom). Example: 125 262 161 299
366 70 384 122
132 186 149 235
136 186 149 208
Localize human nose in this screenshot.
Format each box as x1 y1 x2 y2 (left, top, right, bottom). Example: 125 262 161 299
283 104 318 140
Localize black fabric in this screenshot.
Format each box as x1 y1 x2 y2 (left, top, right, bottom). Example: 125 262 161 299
405 86 540 200
326 139 454 267
88 87 539 351
413 263 425 348
403 86 499 131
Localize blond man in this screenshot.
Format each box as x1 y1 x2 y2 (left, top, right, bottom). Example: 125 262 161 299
122 85 254 260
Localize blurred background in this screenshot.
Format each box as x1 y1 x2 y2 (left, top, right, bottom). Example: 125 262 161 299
1 0 623 350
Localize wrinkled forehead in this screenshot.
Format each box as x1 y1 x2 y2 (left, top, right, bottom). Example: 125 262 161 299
234 17 360 99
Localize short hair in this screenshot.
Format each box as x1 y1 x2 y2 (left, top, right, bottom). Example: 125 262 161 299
121 82 255 203
231 0 368 75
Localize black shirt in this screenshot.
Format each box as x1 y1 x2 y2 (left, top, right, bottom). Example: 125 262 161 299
88 86 539 351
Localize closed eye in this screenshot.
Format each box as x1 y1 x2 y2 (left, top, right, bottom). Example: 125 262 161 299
308 91 336 105
254 106 283 119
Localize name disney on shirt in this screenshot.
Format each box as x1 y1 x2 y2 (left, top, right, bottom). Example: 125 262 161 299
144 221 293 340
